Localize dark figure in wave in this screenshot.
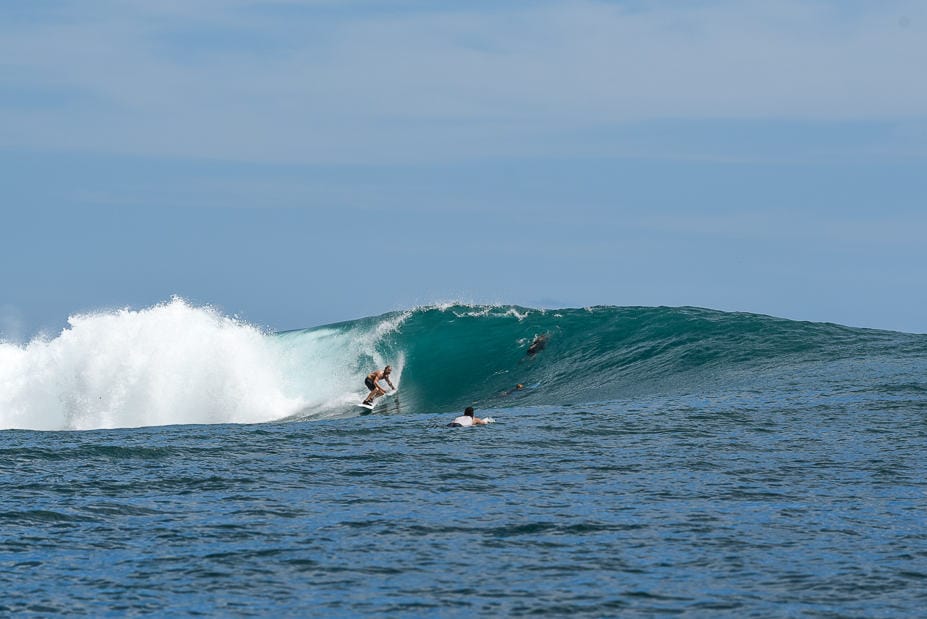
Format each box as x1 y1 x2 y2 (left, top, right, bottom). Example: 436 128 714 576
526 334 548 357
501 383 524 396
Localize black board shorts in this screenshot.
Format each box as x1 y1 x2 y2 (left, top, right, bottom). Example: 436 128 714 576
365 377 376 391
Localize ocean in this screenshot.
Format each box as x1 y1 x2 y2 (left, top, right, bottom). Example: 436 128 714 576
2 300 926 616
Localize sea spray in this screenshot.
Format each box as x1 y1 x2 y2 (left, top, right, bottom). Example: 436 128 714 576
0 299 303 430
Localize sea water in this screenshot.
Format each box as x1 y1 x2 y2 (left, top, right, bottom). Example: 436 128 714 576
2 300 926 616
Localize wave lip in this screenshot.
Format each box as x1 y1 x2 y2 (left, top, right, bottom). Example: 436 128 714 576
307 303 925 414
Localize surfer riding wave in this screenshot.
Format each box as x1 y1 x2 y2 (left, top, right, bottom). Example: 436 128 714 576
362 365 395 406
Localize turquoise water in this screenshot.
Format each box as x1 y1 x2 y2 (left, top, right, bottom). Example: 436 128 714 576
2 303 926 615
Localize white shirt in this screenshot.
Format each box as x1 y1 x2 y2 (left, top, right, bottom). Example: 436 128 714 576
451 415 473 427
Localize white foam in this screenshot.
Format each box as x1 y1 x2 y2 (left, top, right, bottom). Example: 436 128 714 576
0 298 405 431
503 308 529 321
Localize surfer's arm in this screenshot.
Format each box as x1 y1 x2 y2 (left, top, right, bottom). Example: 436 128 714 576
385 377 395 390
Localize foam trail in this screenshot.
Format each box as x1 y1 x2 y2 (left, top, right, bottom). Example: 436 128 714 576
0 299 304 431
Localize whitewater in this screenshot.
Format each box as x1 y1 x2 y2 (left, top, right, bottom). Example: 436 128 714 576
0 298 404 430
3 298 926 616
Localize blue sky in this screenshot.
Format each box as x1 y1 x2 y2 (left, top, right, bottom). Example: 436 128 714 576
2 0 925 337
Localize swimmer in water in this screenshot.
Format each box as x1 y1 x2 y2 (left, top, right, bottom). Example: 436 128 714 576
447 406 489 427
501 383 524 396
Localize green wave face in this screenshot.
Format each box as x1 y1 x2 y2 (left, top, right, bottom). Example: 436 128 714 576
4 299 923 430
289 304 923 415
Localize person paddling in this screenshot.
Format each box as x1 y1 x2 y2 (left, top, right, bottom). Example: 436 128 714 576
362 365 395 406
448 406 489 427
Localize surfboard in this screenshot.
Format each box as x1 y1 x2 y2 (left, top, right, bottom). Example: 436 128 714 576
358 390 399 410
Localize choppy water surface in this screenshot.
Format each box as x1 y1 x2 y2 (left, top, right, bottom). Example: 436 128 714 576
3 383 926 616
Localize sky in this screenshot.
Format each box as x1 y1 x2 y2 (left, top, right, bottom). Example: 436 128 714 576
1 0 926 338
